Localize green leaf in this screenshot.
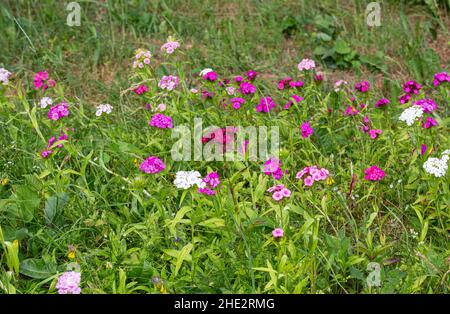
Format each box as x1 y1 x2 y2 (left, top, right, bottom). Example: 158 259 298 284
19 259 57 279
334 39 351 55
44 193 69 225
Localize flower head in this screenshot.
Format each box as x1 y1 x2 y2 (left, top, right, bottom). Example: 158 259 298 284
149 113 173 129
423 155 448 178
364 165 385 181
422 117 438 129
48 102 69 121
298 58 315 71
256 96 276 113
334 80 348 92
414 98 437 114
161 38 180 54
203 71 218 81
399 105 424 126
133 85 148 95
300 122 314 138
132 49 152 68
0 68 12 85
229 97 245 109
374 98 390 108
56 271 81 294
272 228 284 238
34 71 56 91
433 72 449 87
355 81 370 93
95 104 113 116
263 158 284 180
39 97 53 109
158 75 179 91
238 82 256 95
174 171 205 189
402 80 421 95
139 156 166 174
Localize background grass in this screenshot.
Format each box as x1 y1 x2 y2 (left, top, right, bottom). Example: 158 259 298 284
0 0 449 294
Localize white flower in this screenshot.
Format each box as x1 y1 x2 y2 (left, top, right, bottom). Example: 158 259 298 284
334 80 348 92
173 171 206 189
423 156 448 178
155 103 166 112
226 86 236 96
399 105 424 126
441 149 450 157
39 97 53 108
200 68 213 76
96 104 113 116
0 68 12 85
190 88 198 93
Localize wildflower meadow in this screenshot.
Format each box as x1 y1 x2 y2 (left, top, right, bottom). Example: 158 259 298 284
0 1 449 296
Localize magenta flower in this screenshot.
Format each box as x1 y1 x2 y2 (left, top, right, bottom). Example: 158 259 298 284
133 85 148 95
161 41 180 54
267 184 291 201
149 113 173 129
34 71 56 91
139 156 166 174
344 106 360 116
422 117 438 129
402 80 421 95
198 187 216 196
283 94 303 109
304 176 314 186
245 70 257 81
203 172 220 188
229 97 245 109
234 75 243 82
56 271 81 294
433 72 449 87
256 96 276 113
399 93 411 104
47 102 69 121
364 165 385 181
202 90 214 99
420 144 427 156
272 228 284 238
300 122 314 138
238 82 256 95
263 158 284 180
414 98 437 114
369 129 382 139
354 81 370 93
374 98 390 108
203 71 218 81
296 166 329 187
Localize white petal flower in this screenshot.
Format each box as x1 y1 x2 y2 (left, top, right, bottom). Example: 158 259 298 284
200 68 213 76
95 104 113 116
423 156 448 178
174 171 205 189
0 68 12 85
39 97 53 108
399 105 424 126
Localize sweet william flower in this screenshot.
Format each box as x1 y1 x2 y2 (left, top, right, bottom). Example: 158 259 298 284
422 117 437 129
298 58 315 71
256 96 276 113
48 102 69 120
56 271 81 294
399 105 424 126
149 113 173 129
369 129 382 139
364 165 385 181
0 68 11 85
433 72 449 87
355 81 370 93
300 122 314 138
139 156 166 174
272 228 284 238
40 97 53 108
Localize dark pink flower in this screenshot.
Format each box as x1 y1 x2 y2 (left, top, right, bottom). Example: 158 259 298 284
364 165 385 181
133 85 149 95
256 96 276 113
48 102 69 120
149 113 173 129
355 81 370 93
139 156 166 174
300 122 314 138
433 72 449 87
374 98 390 108
422 117 438 129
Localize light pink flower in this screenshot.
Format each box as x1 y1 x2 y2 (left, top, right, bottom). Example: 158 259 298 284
272 228 284 238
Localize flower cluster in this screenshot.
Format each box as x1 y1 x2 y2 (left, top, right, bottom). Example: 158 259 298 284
423 151 449 178
277 77 303 90
149 113 173 129
56 271 81 294
139 156 166 174
203 71 218 81
300 122 314 138
433 72 449 87
158 75 179 91
399 80 421 104
48 102 70 121
134 84 148 95
39 96 53 108
297 58 315 71
95 104 113 116
296 166 329 187
0 68 11 85
256 96 276 113
283 94 302 110
238 81 256 95
34 71 56 91
198 171 221 195
41 129 71 158
334 80 348 92
132 49 152 69
229 97 245 109
399 105 424 126
263 158 284 180
161 37 180 54
173 171 205 189
354 81 370 93
374 98 390 108
422 117 438 129
364 165 385 181
414 98 437 114
267 184 291 201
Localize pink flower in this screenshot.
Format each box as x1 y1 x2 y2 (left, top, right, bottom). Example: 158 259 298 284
256 96 276 113
420 144 427 156
374 98 390 108
149 113 173 129
281 188 291 197
414 98 437 114
284 94 303 109
47 102 69 120
364 165 385 181
369 129 382 139
344 106 359 116
161 41 180 54
139 156 166 174
402 80 421 95
245 70 257 81
158 75 179 91
229 97 245 109
399 94 411 104
203 172 220 188
298 59 315 71
304 176 314 186
263 158 284 180
56 271 81 294
34 71 56 91
272 191 283 201
226 86 236 95
272 228 284 238
296 167 310 179
433 72 449 87
203 71 218 81
300 122 314 138
355 81 370 93
133 85 148 95
422 117 438 129
238 82 256 95
198 187 216 195
267 184 291 201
